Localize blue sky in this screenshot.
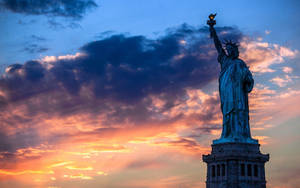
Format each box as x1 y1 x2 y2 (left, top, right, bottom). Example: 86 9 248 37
1 0 300 66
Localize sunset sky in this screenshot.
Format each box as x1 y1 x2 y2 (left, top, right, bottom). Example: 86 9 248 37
0 0 300 188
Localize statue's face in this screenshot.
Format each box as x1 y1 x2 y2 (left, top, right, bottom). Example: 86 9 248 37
226 45 239 59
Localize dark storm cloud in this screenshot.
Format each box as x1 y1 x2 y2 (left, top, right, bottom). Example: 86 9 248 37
0 0 97 19
1 24 243 116
0 24 243 152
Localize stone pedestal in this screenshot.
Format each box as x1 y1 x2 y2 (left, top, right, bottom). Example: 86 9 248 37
202 142 269 188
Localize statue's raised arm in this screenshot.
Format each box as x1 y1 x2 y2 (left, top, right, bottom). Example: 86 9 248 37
207 14 225 56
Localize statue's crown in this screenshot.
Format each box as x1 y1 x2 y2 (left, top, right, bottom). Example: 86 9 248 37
224 39 239 48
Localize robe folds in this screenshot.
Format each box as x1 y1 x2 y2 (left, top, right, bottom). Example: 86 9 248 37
218 53 253 139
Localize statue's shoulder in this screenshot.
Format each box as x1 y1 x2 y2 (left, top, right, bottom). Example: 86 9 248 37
236 58 247 67
217 52 228 63
236 58 245 63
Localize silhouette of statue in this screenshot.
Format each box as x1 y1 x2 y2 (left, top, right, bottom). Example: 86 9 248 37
207 14 257 143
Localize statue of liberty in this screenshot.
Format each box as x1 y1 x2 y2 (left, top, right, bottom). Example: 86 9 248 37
207 14 257 143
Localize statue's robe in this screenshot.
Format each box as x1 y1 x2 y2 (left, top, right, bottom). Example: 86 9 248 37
218 53 253 139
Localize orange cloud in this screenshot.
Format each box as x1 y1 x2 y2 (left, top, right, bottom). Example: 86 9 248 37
282 66 293 73
65 166 93 171
270 75 292 87
240 38 298 73
63 173 93 180
0 169 54 176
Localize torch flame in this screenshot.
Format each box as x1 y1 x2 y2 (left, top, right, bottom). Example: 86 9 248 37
209 13 217 20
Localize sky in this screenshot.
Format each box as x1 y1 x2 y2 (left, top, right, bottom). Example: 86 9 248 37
0 0 300 188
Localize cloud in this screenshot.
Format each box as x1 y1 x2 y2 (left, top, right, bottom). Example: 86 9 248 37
30 35 46 42
126 159 166 170
154 137 208 155
2 24 297 156
23 44 49 54
0 26 243 183
270 75 292 87
248 84 300 131
65 166 93 170
21 35 49 54
240 40 298 73
47 19 82 29
0 0 97 19
1 24 299 188
0 127 42 153
0 169 54 175
0 24 240 123
282 66 293 73
63 173 92 180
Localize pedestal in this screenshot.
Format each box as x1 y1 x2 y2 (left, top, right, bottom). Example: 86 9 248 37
202 142 269 188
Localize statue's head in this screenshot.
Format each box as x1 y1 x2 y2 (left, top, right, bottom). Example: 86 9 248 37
225 41 239 59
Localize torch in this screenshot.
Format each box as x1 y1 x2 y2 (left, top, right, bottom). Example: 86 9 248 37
207 13 217 26
207 13 217 38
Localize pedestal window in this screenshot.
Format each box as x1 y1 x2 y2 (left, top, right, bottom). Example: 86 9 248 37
212 165 215 177
254 164 258 177
247 164 252 176
241 163 245 176
222 164 225 176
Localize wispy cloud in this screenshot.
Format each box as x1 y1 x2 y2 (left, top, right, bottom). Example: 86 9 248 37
240 39 298 73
